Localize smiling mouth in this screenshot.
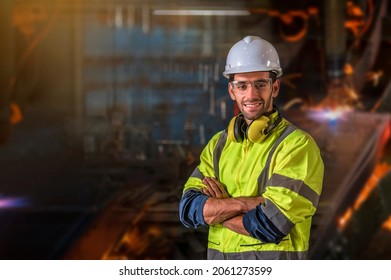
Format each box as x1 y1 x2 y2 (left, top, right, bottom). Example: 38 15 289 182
243 102 263 108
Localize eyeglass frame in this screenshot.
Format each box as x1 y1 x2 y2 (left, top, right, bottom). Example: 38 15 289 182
229 78 274 92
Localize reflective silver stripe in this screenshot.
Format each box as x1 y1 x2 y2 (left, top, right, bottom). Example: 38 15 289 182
262 198 295 235
213 131 228 180
208 248 308 260
268 173 320 207
257 125 296 195
190 167 203 180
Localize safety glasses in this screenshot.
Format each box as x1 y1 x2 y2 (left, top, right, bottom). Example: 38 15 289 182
230 78 273 92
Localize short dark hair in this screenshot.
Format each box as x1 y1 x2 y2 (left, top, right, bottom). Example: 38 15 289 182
269 72 277 82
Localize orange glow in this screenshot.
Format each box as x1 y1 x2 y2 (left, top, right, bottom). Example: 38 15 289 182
354 163 391 210
345 0 374 38
382 216 391 231
366 70 384 87
337 118 391 230
378 121 391 158
338 162 391 230
249 7 318 42
338 207 353 229
344 63 354 75
315 70 359 111
102 225 164 260
10 103 23 125
13 2 48 38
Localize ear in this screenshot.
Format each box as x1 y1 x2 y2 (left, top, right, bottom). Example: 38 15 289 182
272 79 280 98
228 83 236 100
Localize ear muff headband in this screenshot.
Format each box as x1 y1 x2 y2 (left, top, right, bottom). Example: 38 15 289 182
228 114 246 142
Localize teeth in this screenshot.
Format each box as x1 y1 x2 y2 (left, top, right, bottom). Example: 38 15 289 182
244 103 261 107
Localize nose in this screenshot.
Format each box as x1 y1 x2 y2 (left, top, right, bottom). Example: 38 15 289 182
246 83 259 97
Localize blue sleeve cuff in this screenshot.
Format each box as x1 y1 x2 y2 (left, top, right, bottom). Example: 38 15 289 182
179 189 209 228
243 204 286 244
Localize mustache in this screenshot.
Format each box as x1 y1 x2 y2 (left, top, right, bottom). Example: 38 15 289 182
242 99 264 104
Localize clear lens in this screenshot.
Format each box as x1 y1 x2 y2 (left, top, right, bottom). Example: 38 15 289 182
231 79 272 92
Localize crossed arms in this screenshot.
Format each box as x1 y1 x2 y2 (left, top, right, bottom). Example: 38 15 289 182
179 176 286 243
201 177 264 236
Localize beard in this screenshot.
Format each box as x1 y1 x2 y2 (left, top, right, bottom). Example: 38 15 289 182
240 97 272 122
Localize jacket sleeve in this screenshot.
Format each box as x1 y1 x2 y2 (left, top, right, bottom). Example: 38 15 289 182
179 189 209 228
244 130 324 243
178 131 224 229
242 205 286 243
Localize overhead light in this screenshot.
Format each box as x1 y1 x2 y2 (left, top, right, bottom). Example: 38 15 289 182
153 9 250 16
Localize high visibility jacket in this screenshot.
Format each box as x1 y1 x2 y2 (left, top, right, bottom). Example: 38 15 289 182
179 110 324 260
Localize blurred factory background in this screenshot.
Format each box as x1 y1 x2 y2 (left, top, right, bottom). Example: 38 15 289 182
1 0 391 260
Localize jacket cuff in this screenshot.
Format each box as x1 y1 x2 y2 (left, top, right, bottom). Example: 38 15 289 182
243 205 285 244
179 189 209 228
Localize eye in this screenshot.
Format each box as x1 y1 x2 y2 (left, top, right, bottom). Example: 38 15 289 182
236 82 248 91
254 80 269 90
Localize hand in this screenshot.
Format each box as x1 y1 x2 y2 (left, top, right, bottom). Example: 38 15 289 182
202 177 229 199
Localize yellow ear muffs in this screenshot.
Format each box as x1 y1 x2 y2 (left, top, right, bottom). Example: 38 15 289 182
246 115 270 143
227 113 282 143
227 115 246 143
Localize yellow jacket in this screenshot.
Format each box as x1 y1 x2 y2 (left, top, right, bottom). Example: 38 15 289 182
179 111 324 259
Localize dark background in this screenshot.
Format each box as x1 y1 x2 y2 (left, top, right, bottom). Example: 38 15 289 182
1 0 391 260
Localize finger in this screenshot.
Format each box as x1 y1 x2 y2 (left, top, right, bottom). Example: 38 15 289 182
202 187 211 196
205 177 227 198
208 177 225 194
208 177 229 198
203 177 218 197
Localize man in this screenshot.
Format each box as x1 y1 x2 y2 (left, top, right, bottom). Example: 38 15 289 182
179 36 324 260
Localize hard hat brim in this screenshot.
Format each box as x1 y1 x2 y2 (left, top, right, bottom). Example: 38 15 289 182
223 65 283 79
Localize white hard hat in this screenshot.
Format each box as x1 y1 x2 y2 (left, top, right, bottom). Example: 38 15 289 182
223 35 283 78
